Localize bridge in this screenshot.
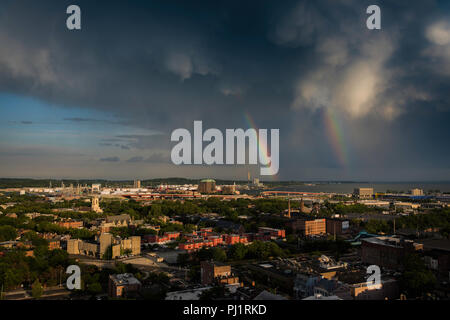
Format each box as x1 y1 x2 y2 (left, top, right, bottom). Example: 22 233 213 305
260 191 329 197
123 193 253 200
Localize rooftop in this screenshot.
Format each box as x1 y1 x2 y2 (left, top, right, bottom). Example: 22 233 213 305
417 239 450 252
110 273 141 286
253 290 287 300
303 294 342 300
361 236 407 248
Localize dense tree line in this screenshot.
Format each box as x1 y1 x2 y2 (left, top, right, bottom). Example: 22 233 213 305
361 208 450 237
399 254 437 298
177 241 288 266
0 247 73 291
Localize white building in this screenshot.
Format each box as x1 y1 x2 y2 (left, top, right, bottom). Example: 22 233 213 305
394 202 420 211
359 200 390 209
410 188 424 196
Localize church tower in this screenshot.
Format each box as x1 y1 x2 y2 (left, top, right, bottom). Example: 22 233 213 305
91 196 103 213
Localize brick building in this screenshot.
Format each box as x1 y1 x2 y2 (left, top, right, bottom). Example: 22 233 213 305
57 220 83 229
361 236 423 270
200 261 239 285
288 218 326 236
48 239 61 250
326 219 350 236
108 273 142 298
224 234 248 245
257 227 286 239
418 239 450 277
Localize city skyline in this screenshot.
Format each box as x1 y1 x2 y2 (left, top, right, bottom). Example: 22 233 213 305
1 0 450 181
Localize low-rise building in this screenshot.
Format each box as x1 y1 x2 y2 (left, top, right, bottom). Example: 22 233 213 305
57 220 83 229
351 278 399 300
288 218 326 236
200 260 239 286
257 227 286 239
418 239 450 278
326 219 350 236
361 236 423 270
359 200 390 209
108 273 142 298
48 239 61 250
394 202 420 211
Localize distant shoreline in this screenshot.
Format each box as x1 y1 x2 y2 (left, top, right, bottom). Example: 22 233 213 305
1 178 450 193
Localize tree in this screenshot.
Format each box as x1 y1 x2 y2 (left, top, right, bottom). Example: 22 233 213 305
228 243 247 261
177 253 190 266
31 279 44 299
188 265 200 282
399 254 436 298
211 248 227 262
102 245 113 260
49 249 69 267
199 285 230 300
0 225 17 241
87 282 102 295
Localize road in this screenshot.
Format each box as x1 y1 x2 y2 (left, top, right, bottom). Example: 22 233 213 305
4 286 70 300
74 254 189 278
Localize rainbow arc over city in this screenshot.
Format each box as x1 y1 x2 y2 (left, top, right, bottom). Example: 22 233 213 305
323 107 349 168
244 112 279 178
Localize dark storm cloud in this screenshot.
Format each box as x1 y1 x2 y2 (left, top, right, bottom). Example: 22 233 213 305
64 117 100 122
98 142 129 150
99 156 120 162
7 120 33 125
126 156 144 163
0 0 449 180
126 153 168 163
63 117 126 126
63 117 113 123
0 146 85 157
114 134 170 150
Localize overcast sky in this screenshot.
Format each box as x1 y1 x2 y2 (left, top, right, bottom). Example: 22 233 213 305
0 0 449 181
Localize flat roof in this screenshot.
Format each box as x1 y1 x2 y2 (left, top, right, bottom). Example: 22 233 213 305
110 273 141 286
417 239 450 252
361 236 403 248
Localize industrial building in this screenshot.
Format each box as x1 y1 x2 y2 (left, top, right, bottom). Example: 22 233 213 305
198 179 216 193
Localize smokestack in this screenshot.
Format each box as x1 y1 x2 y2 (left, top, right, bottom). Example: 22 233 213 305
288 198 291 218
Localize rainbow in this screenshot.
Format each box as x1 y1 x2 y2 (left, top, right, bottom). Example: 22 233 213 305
323 107 349 167
244 112 279 178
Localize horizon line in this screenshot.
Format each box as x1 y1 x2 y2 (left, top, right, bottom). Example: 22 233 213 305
0 177 450 184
